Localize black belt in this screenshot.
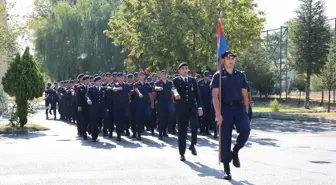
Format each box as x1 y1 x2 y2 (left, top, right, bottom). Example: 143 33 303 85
222 101 242 106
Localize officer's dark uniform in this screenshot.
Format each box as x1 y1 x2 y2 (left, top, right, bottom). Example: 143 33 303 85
173 63 202 160
133 74 153 140
154 70 174 140
44 83 53 119
149 74 157 133
104 73 115 138
76 75 90 140
87 76 106 142
210 50 250 179
198 71 212 135
113 73 131 141
247 85 252 122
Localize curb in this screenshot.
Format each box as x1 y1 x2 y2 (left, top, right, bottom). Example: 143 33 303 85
253 112 336 124
0 130 29 134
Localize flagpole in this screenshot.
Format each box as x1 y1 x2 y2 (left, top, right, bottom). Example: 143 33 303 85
218 12 223 166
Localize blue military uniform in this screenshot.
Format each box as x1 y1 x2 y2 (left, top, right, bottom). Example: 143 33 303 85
198 71 212 136
154 70 174 139
247 85 253 122
133 75 153 140
210 51 250 179
76 75 90 140
113 73 132 141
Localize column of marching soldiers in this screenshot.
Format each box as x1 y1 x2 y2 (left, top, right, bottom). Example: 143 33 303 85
44 70 216 142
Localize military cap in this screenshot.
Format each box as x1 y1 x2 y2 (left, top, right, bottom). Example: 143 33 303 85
77 73 84 80
112 72 117 76
178 62 188 70
54 82 57 85
93 76 101 82
127 74 134 78
160 69 167 73
100 73 106 77
105 72 112 76
221 50 236 58
174 73 179 77
196 74 201 78
82 75 90 81
70 80 74 83
93 74 99 78
116 72 123 77
47 82 51 86
147 76 152 80
203 71 210 77
139 71 145 76
152 73 158 77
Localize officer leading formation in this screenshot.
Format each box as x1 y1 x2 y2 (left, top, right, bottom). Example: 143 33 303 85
44 50 253 180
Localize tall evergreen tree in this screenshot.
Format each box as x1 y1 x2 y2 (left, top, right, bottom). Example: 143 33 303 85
290 0 331 108
321 44 336 112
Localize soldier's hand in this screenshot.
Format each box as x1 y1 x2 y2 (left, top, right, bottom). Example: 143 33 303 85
119 87 123 91
151 103 154 109
175 95 181 100
87 100 92 105
158 87 163 91
198 109 203 117
139 94 143 98
216 113 223 126
77 106 82 111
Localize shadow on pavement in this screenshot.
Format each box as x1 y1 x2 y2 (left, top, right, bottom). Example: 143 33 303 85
251 118 336 133
0 132 47 140
80 139 116 149
184 161 255 184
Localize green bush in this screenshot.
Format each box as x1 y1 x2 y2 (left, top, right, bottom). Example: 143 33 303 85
270 99 280 112
2 47 45 127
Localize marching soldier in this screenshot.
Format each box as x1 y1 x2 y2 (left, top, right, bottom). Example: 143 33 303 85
113 72 132 141
45 83 53 119
154 69 174 140
133 72 154 140
172 63 203 161
198 71 212 136
76 75 91 140
87 76 105 142
211 50 250 180
105 73 115 138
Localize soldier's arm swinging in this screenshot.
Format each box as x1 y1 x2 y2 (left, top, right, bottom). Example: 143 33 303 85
242 89 249 112
171 79 180 99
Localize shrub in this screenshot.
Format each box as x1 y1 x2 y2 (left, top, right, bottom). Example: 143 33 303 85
270 99 280 112
2 47 44 127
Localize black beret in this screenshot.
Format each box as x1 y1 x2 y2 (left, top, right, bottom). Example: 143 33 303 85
178 62 188 70
82 75 90 81
93 76 101 82
77 73 84 80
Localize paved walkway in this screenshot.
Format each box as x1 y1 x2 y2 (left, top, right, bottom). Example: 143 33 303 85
0 111 336 185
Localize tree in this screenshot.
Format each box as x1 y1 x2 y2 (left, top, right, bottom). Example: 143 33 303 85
238 43 276 100
31 0 127 80
290 0 331 108
2 47 45 127
321 44 336 112
291 73 306 105
311 75 324 106
105 0 265 73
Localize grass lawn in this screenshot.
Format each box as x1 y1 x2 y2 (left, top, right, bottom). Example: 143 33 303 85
0 123 49 132
252 106 324 113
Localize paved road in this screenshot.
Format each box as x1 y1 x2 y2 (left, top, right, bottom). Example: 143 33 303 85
0 111 336 185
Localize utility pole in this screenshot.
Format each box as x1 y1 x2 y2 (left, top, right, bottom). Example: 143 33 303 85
279 26 283 98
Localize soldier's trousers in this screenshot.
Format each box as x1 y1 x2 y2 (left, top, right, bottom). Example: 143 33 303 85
78 106 90 138
176 103 198 156
114 102 129 137
105 106 114 133
220 105 250 164
90 105 105 140
135 101 150 136
130 103 137 134
156 101 174 135
201 103 212 133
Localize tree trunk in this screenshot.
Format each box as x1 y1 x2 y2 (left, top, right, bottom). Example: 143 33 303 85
333 88 336 103
15 99 28 128
320 90 324 106
298 91 301 105
305 71 311 109
328 88 331 113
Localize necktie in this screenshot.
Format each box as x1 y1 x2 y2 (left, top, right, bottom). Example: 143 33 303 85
184 78 187 83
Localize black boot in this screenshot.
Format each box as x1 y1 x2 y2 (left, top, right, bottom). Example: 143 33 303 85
137 132 141 140
232 146 241 168
223 163 232 180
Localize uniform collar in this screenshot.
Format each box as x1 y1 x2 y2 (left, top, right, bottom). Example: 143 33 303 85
223 68 237 75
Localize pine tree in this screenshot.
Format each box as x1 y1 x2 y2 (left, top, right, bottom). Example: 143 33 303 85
290 0 331 108
2 47 45 127
321 44 336 112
